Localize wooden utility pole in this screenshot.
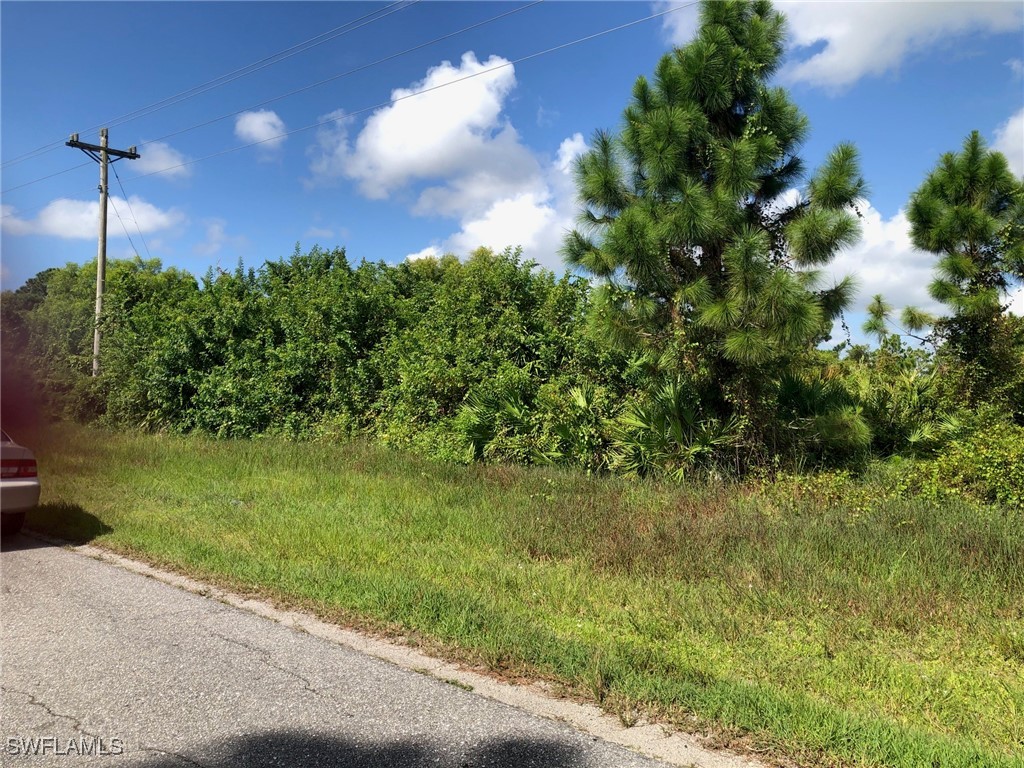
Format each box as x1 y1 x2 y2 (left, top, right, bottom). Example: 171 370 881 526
66 129 140 376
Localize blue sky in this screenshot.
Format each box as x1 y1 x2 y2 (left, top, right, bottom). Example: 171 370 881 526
2 0 1023 328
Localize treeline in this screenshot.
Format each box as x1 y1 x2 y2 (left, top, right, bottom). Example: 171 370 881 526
2 0 1022 507
1 248 597 456
1 246 1021 489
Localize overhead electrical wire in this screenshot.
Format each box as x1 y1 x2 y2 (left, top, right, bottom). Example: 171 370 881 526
2 0 542 199
112 164 153 261
138 1 545 151
0 0 417 170
94 0 419 135
107 195 141 259
3 2 694 218
123 1 697 184
2 161 93 195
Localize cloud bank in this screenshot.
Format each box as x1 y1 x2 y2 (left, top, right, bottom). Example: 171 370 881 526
2 197 184 240
659 1 1023 91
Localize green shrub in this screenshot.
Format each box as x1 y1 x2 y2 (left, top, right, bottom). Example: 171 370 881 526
607 377 744 480
535 380 618 473
454 368 541 464
918 421 1024 510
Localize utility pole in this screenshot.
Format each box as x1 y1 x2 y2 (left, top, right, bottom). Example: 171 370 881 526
66 129 140 376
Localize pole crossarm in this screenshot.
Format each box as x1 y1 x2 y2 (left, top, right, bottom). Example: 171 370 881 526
66 135 139 161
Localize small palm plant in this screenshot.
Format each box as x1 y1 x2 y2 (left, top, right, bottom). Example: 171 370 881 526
608 378 742 479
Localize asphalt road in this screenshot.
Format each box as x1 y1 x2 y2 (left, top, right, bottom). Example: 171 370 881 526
0 535 757 768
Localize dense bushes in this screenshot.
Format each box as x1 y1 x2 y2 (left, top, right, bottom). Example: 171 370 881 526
4 245 1020 497
1 248 613 457
919 421 1024 510
369 248 595 460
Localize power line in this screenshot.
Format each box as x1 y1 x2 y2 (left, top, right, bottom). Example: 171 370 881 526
124 2 697 184
0 142 66 171
108 194 141 258
138 1 544 152
112 164 153 261
0 0 540 199
2 161 94 195
3 2 694 216
0 0 416 171
98 1 418 136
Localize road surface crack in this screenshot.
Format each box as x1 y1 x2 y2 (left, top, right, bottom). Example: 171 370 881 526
139 744 210 767
211 632 323 697
0 685 100 737
128 605 229 625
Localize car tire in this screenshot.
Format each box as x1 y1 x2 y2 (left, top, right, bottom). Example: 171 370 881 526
1 512 26 536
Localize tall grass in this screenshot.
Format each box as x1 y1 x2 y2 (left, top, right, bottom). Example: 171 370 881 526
21 423 1024 767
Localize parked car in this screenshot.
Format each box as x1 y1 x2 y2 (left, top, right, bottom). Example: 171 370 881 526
1 430 40 535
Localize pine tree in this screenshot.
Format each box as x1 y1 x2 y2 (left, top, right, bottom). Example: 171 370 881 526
906 131 1024 394
563 0 865 455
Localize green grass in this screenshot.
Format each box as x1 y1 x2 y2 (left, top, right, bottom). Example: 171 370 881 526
18 422 1024 767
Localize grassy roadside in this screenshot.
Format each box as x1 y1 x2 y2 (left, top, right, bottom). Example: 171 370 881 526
17 422 1024 767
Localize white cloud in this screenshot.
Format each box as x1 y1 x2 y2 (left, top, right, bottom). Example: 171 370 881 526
0 205 33 236
234 110 287 151
555 133 588 175
410 134 540 219
310 52 588 269
993 107 1024 177
1009 58 1024 79
786 1 1019 89
536 103 559 128
824 204 1024 326
444 192 558 256
307 52 528 203
768 187 804 214
656 1 701 47
305 109 352 185
134 141 192 179
194 218 247 257
437 133 586 268
1 197 184 240
784 2 1023 90
826 200 940 315
827 108 1024 327
406 245 441 261
658 1 1023 91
